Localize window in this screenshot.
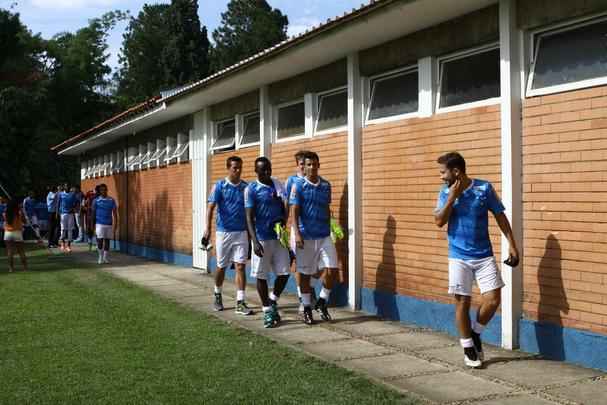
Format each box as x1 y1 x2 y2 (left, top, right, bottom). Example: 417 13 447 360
167 132 189 162
85 160 93 178
276 101 305 140
240 113 260 146
368 69 418 121
114 151 124 173
213 119 236 151
438 46 500 110
148 139 166 168
316 89 347 132
141 142 155 167
528 17 607 96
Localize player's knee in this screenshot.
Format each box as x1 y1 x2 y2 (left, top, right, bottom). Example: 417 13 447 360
486 293 501 309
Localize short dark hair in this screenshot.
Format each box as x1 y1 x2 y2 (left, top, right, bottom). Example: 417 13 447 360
255 156 271 167
98 183 107 190
303 151 319 163
437 152 466 173
226 156 242 168
294 150 308 163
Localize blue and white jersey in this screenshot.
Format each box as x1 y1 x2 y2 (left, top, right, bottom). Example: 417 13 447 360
208 178 248 232
244 178 286 241
23 197 36 218
0 203 5 228
435 179 505 260
35 202 49 221
285 174 304 205
58 191 77 214
92 196 116 226
46 192 58 213
289 176 331 240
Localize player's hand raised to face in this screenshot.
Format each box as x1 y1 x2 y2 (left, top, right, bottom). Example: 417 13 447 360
449 179 466 201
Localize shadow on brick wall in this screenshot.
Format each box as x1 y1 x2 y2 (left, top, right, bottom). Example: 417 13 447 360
374 215 397 317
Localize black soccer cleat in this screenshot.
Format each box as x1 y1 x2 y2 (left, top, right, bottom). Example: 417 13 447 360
314 297 332 322
464 347 482 368
213 293 224 312
302 306 315 325
471 331 484 361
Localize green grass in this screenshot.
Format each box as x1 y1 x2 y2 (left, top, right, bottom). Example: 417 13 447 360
0 247 415 404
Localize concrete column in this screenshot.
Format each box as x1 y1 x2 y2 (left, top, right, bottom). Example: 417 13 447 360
259 86 272 158
347 53 363 310
499 0 523 350
192 108 211 271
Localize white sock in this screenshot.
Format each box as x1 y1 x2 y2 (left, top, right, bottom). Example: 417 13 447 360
460 338 474 348
214 286 222 294
262 306 271 313
103 251 108 260
236 290 245 302
98 249 103 259
297 286 301 298
320 287 331 300
301 293 311 307
473 321 486 335
269 292 279 302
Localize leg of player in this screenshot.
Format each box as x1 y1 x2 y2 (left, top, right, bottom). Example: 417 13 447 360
234 262 253 315
455 294 482 368
472 289 501 362
213 266 226 311
97 235 104 264
102 238 110 263
299 273 314 325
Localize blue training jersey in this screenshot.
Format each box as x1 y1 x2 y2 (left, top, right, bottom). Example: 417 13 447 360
208 179 247 232
58 191 77 214
289 176 331 240
35 202 48 221
285 174 304 205
93 196 116 226
23 197 36 217
46 192 58 213
244 178 286 241
435 179 505 260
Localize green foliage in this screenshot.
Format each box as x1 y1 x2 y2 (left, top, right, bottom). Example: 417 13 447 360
211 0 288 72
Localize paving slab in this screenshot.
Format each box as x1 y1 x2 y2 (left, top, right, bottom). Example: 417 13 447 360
301 339 393 361
474 394 558 405
547 378 607 405
370 331 456 351
330 319 412 337
237 318 309 334
420 345 535 368
339 352 447 379
482 359 602 388
267 326 348 344
390 371 512 402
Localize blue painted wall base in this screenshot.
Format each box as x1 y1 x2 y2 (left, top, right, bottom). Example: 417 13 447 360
361 287 607 372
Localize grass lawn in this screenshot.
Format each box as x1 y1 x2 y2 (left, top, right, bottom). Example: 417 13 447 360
0 247 416 404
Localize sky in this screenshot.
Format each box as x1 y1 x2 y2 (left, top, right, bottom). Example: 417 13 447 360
5 0 364 73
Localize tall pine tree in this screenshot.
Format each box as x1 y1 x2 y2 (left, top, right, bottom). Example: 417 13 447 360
211 0 288 72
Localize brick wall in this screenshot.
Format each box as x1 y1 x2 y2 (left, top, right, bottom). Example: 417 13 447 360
522 86 607 335
81 162 193 255
361 106 502 306
271 132 349 282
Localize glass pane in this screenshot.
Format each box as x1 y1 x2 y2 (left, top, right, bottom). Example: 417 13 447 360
242 114 260 145
439 48 500 108
532 20 607 90
214 120 235 150
369 71 418 120
317 90 347 131
277 102 305 139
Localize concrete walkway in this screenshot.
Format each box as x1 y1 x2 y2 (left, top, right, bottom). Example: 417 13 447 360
73 249 606 405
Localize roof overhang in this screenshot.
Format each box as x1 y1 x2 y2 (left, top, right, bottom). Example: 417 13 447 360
57 0 496 156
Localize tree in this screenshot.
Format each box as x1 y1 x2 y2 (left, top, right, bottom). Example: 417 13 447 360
160 0 210 89
116 4 171 106
211 0 288 72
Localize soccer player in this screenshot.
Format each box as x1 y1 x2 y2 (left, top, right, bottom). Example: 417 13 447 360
58 185 78 252
245 157 290 328
290 151 338 325
46 186 59 248
23 191 42 242
91 183 117 264
73 185 85 242
0 196 6 248
203 156 252 316
434 152 519 368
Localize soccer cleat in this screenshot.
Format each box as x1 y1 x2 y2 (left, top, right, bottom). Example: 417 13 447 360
213 293 224 312
471 331 484 361
302 306 315 325
314 297 332 322
263 310 276 328
97 256 103 265
235 301 253 316
102 258 110 264
464 347 482 368
270 300 281 323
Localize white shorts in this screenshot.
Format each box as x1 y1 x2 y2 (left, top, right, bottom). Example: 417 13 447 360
295 236 338 275
216 231 249 269
448 256 505 296
251 240 290 280
4 230 23 242
95 224 113 239
60 213 75 240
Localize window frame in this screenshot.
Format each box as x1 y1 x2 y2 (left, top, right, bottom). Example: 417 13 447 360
526 14 607 98
366 65 420 125
238 111 261 149
274 98 308 143
314 86 348 136
436 43 501 114
212 117 237 152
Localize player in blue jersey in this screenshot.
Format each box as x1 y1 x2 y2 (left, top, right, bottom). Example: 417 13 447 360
290 151 339 325
58 185 78 252
23 191 42 242
204 156 253 316
46 185 59 248
91 183 117 264
35 200 49 238
245 157 290 328
434 152 519 368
